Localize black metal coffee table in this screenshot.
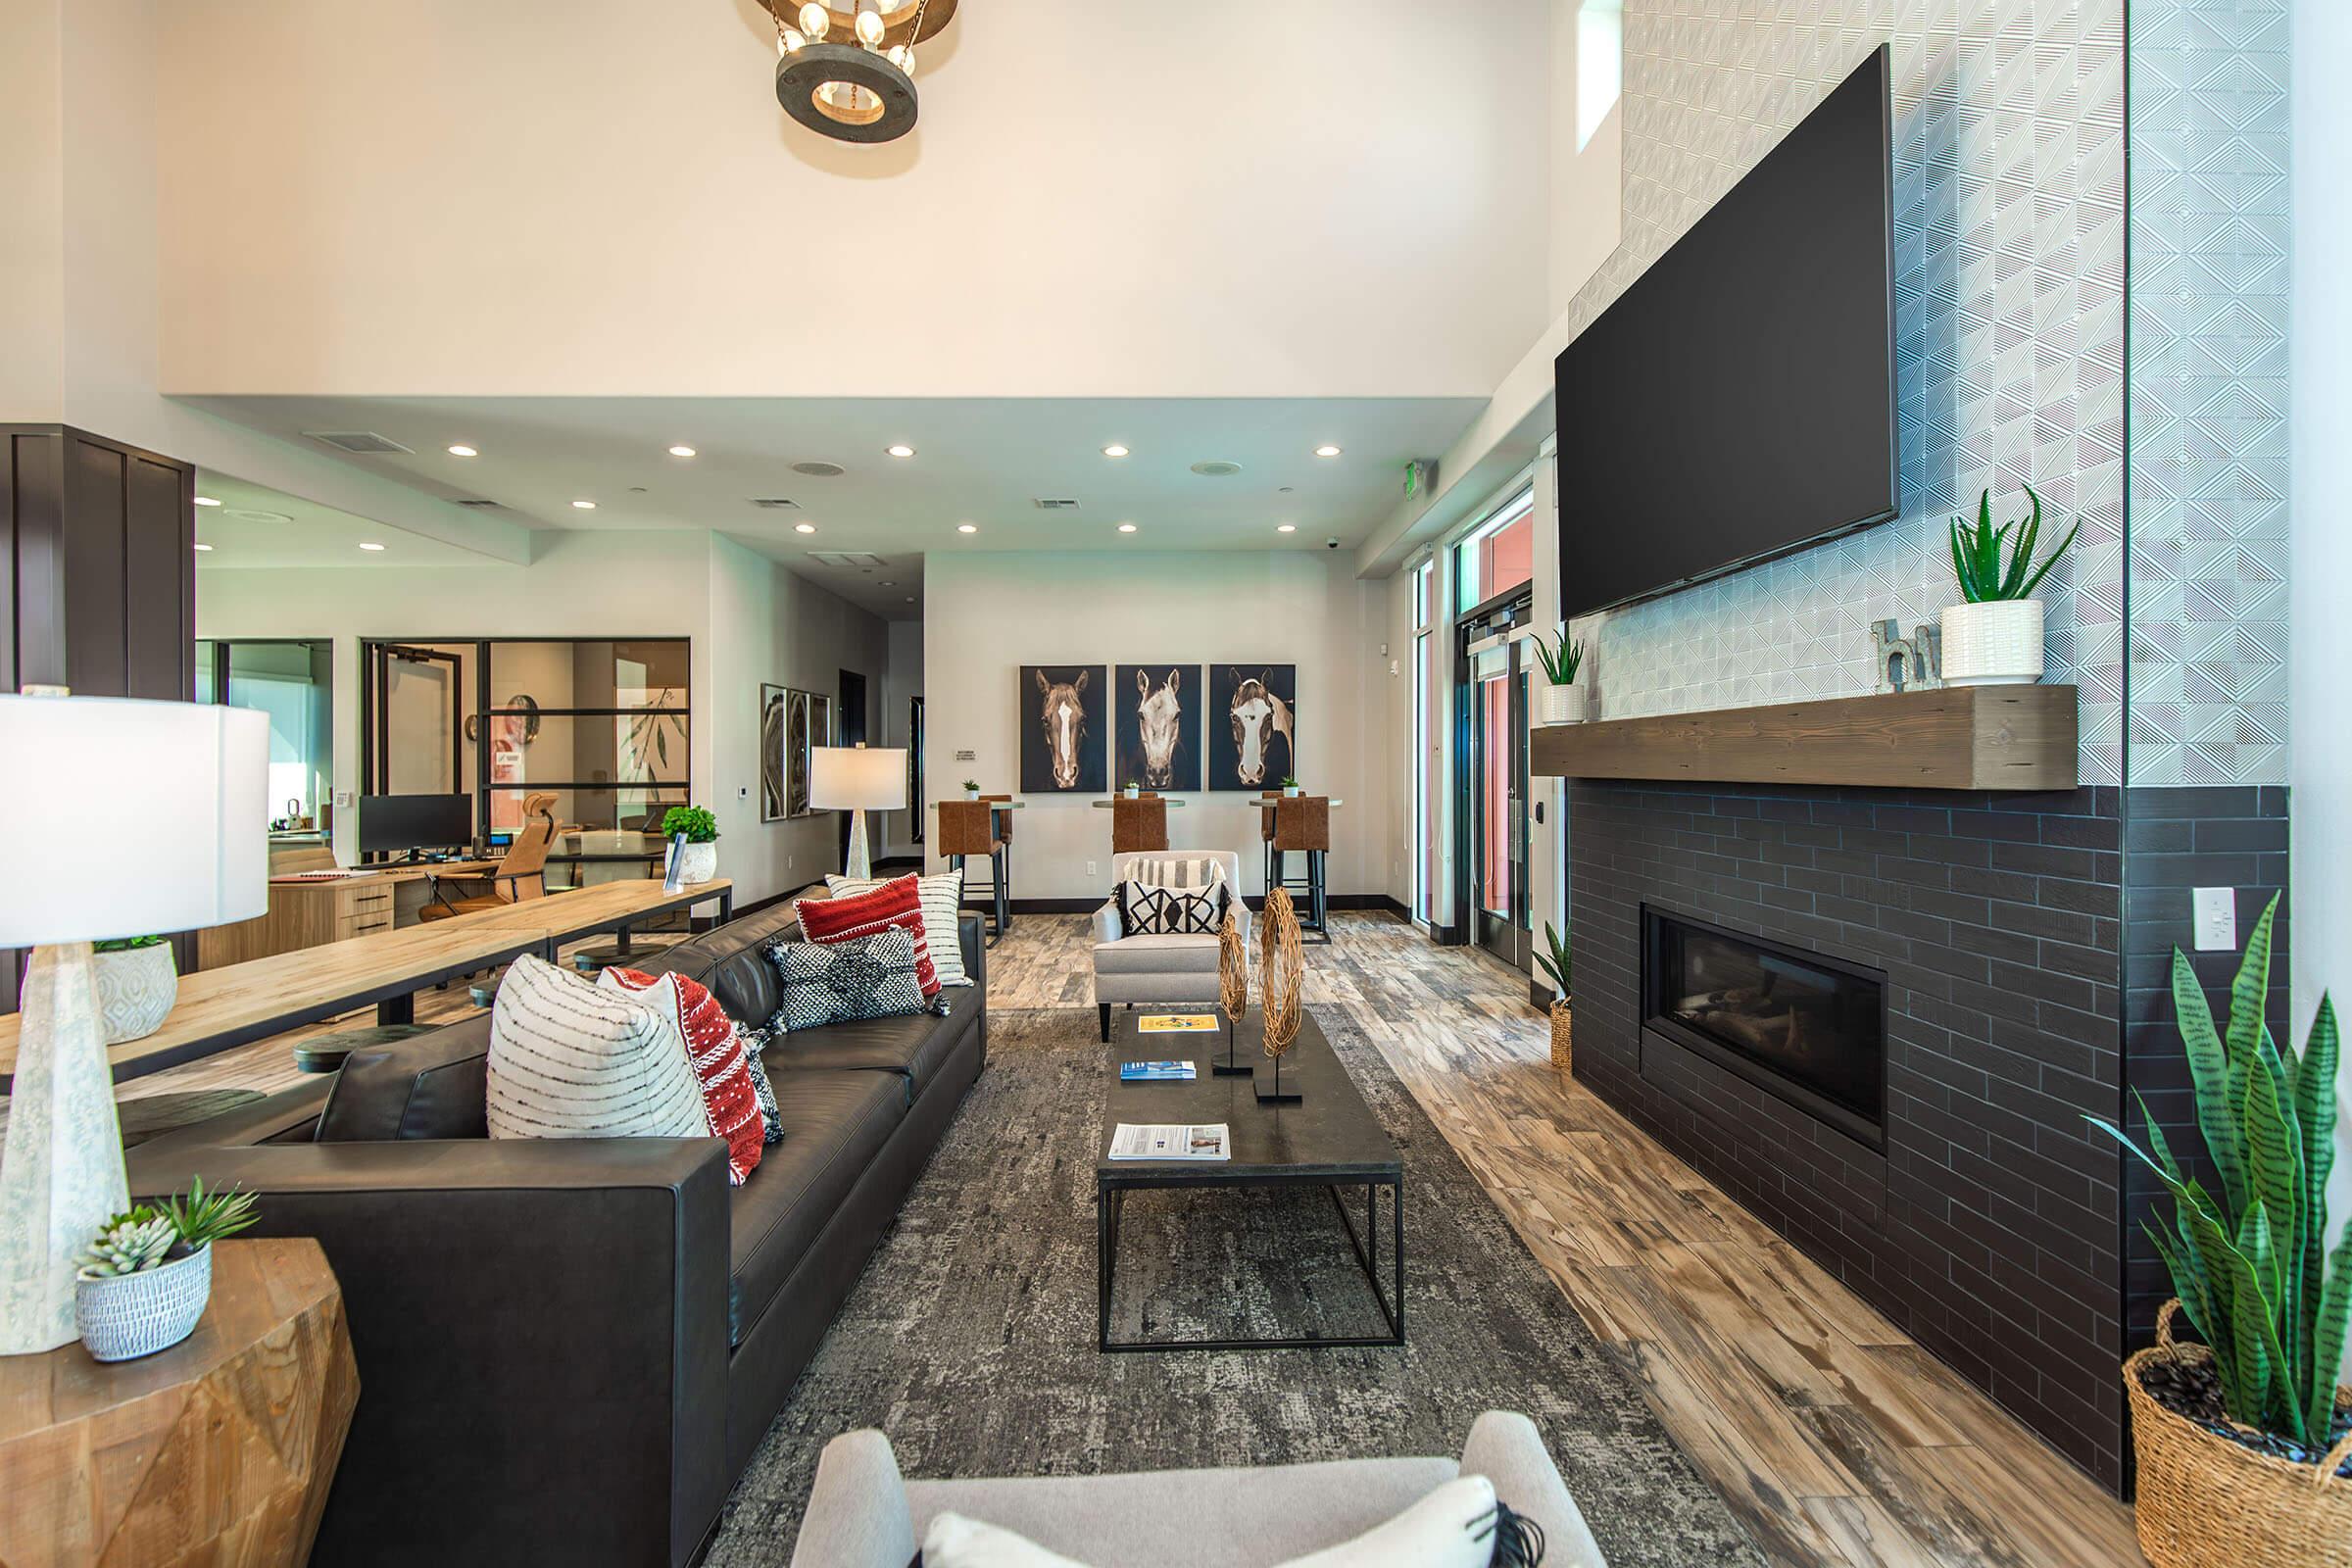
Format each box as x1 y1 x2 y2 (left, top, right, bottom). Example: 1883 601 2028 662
1097 1007 1403 1352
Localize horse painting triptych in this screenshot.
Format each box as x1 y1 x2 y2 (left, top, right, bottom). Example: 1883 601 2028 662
1019 663 1297 794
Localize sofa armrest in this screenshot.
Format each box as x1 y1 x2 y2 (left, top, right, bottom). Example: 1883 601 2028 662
790 1429 917 1568
1091 899 1123 946
127 1136 733 1568
1458 1411 1608 1567
959 910 986 992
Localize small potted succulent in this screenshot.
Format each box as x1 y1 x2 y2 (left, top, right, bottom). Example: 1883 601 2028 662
1536 922 1573 1073
660 805 720 884
1940 484 2080 686
1279 776 1303 799
1533 630 1588 725
961 777 982 800
91 934 177 1045
74 1178 259 1361
1123 779 1142 800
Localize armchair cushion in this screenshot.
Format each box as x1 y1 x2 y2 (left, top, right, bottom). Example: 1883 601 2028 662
1093 934 1222 976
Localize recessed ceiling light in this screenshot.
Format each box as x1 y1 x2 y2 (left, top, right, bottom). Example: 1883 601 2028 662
194 495 221 507
795 522 817 534
1190 460 1244 477
886 444 916 459
571 499 597 510
1117 522 1138 533
192 542 214 552
447 444 478 458
879 579 897 586
359 542 387 552
956 523 977 534
791 460 846 477
905 596 916 604
1314 444 1343 458
1102 444 1130 459
667 445 697 459
1277 523 1297 533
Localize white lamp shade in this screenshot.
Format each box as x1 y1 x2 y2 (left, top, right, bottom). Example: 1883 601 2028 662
0 695 270 946
808 745 907 811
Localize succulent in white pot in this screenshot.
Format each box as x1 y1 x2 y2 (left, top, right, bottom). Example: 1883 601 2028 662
92 935 177 1045
661 805 720 884
1939 486 2080 687
74 1179 259 1361
962 778 982 800
1533 630 1588 724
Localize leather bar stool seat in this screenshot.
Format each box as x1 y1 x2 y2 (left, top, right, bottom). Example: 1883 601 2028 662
938 800 1009 944
1271 795 1333 941
1110 796 1168 854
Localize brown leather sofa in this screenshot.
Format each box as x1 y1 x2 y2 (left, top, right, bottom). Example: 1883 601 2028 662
126 899 986 1568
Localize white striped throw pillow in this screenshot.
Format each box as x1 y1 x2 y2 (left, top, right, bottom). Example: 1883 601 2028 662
825 867 970 986
487 954 710 1143
1129 855 1226 892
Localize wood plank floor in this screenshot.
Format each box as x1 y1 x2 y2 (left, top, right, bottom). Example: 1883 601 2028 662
999 911 2140 1568
9 911 2140 1564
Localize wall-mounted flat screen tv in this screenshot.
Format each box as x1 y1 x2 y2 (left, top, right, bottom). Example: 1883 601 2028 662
1556 44 1897 620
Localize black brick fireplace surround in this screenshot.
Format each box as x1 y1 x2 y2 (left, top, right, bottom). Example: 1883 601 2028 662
1569 780 2288 1492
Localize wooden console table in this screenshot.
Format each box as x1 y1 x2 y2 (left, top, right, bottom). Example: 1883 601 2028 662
0 1237 359 1568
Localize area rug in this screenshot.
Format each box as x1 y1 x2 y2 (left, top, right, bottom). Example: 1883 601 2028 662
708 1006 1763 1566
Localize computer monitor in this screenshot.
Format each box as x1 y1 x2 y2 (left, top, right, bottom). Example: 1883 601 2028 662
358 793 474 859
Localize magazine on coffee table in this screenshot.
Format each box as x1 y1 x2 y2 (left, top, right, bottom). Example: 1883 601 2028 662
1118 1060 1198 1082
1106 1123 1230 1161
1136 1013 1218 1034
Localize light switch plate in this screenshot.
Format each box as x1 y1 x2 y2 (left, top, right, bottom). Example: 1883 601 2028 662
2193 887 2237 952
1086 859 1098 878
334 790 355 808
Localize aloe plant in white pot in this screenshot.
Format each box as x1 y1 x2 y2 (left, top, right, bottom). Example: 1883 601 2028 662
1533 630 1588 724
1940 485 2081 686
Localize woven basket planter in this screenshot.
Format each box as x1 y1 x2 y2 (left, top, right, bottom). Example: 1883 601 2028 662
1548 1001 1573 1074
75 1244 213 1362
2123 1301 2352 1567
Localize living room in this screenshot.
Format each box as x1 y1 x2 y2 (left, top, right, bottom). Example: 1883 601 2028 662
2 4 2345 1567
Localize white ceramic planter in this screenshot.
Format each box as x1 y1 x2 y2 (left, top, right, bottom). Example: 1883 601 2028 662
76 1244 211 1362
93 943 177 1046
1123 786 1140 799
1540 682 1588 725
1940 599 2045 686
1283 786 1302 798
963 786 981 800
674 841 719 885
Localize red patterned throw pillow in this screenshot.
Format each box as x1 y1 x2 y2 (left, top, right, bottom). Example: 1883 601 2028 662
598 966 766 1184
794 874 941 997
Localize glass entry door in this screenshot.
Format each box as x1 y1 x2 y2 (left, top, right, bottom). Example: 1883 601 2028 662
1458 610 1532 969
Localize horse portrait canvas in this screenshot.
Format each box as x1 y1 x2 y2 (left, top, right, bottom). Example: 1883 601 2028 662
1114 664 1200 792
1207 664 1298 790
1018 665 1107 793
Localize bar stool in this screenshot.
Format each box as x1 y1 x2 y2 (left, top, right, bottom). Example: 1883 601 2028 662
1270 795 1332 942
1111 795 1168 854
938 800 1008 944
977 794 1016 933
1257 791 1283 895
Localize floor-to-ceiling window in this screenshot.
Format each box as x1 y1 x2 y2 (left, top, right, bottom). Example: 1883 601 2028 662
1455 486 1536 614
1411 556 1440 924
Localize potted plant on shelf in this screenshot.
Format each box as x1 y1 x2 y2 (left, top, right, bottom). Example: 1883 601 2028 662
660 805 720 885
1123 779 1141 800
1941 484 2081 686
90 934 176 1045
1536 922 1573 1073
2088 896 2350 1566
74 1178 260 1362
1534 631 1588 725
1280 776 1302 799
962 778 982 800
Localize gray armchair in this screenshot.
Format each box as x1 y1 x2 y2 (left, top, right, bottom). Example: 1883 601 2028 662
1091 849 1250 1041
789 1411 1608 1567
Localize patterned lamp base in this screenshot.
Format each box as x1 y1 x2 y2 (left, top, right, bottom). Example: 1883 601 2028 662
0 943 131 1355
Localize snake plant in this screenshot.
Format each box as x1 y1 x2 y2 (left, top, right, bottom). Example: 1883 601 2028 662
160 1176 260 1249
1948 484 2082 602
2090 896 2351 1446
1536 922 1572 1003
1533 631 1586 687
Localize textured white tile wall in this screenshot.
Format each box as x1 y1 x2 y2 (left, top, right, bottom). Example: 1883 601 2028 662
1561 0 2129 784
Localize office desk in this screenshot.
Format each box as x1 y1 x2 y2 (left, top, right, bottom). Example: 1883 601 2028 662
0 878 733 1089
198 860 502 968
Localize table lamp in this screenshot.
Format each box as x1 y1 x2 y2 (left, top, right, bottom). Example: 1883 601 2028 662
808 742 906 881
0 692 268 1354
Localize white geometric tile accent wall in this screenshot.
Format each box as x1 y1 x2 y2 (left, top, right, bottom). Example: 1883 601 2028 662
2124 0 2290 787
1562 0 2129 784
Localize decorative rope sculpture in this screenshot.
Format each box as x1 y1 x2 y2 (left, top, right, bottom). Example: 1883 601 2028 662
1258 886 1303 1058
1218 911 1249 1020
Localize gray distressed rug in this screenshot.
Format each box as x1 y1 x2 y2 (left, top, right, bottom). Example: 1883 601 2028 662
709 1006 1762 1566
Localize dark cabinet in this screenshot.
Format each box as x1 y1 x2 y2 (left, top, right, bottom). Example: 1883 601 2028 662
2 425 198 1011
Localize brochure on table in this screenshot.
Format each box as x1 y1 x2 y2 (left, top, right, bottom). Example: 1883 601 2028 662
1119 1060 1197 1082
1107 1123 1231 1161
1137 1013 1218 1034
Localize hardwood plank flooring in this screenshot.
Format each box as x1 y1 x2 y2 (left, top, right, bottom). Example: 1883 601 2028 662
5 909 2139 1564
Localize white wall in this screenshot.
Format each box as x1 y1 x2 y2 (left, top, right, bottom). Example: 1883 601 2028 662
0 0 64 421
923 552 1394 902
2291 0 2352 1345
152 0 1550 401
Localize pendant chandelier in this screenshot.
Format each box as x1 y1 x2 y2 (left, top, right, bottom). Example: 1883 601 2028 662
768 0 956 144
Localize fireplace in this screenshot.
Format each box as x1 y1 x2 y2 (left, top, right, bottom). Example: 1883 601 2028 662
1641 906 1886 1150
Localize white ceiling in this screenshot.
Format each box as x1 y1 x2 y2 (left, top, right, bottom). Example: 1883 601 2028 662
190 472 488 568
184 396 1486 617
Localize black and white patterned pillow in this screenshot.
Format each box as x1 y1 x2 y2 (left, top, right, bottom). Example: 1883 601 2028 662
1116 879 1228 935
763 926 938 1032
735 1027 786 1144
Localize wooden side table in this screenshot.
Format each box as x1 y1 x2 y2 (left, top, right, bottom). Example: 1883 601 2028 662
0 1237 359 1567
